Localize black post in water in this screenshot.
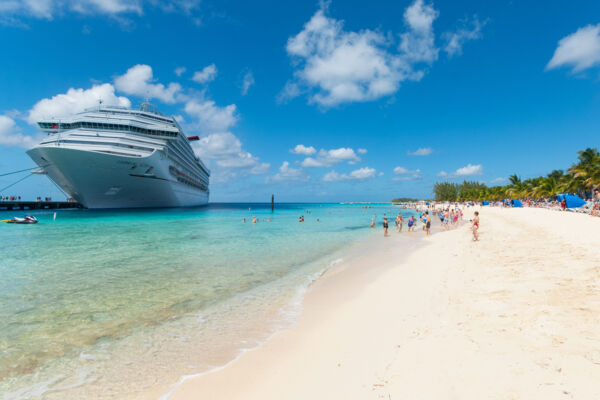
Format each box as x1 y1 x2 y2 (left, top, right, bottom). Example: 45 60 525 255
271 194 274 211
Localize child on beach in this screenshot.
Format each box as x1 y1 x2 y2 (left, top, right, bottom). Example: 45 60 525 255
472 211 480 241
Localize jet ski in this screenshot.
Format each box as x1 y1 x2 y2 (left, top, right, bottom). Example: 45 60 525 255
3 215 38 224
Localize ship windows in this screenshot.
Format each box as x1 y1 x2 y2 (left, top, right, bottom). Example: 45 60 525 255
38 120 178 137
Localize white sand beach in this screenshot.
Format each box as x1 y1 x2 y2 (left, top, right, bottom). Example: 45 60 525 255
166 207 600 400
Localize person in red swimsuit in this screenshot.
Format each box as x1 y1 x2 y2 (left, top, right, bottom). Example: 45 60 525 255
472 211 480 241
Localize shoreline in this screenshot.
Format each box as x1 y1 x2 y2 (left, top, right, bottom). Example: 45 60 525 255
166 207 600 399
153 226 426 400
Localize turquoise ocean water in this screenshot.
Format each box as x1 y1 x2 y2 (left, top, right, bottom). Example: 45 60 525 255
0 203 414 399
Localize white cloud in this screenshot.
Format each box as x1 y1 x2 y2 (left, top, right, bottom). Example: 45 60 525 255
0 115 40 148
438 163 483 178
393 166 422 180
174 66 186 77
407 147 433 156
241 71 255 95
398 0 439 63
349 167 376 179
357 148 367 154
0 0 142 20
27 83 130 124
282 0 438 107
301 147 361 167
547 24 600 73
290 144 316 156
0 1 202 23
192 64 218 84
443 15 484 57
267 161 308 182
322 166 377 182
489 177 507 184
192 132 269 182
114 64 182 103
184 99 238 132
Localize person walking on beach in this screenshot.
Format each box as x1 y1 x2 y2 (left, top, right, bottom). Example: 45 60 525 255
472 211 480 241
425 212 431 236
383 217 389 237
396 213 403 232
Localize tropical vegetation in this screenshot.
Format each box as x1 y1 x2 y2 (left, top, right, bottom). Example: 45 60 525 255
432 148 600 202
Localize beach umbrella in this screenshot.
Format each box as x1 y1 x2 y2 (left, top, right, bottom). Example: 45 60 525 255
557 193 586 209
512 200 523 207
481 201 489 206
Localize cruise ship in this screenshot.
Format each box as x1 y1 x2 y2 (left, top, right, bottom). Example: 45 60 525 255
27 102 210 209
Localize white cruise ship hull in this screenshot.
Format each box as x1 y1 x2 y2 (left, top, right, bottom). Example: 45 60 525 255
27 147 209 209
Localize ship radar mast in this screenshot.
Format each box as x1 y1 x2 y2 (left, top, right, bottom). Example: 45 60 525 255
140 98 158 113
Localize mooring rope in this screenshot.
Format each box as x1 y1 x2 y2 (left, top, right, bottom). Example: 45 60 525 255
0 173 34 193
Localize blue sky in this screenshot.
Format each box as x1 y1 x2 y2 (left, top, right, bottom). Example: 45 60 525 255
0 0 599 202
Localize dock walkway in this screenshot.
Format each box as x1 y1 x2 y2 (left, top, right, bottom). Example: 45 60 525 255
0 201 83 211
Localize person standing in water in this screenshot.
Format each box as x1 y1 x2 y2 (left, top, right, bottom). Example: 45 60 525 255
472 211 480 241
396 213 403 232
383 217 389 237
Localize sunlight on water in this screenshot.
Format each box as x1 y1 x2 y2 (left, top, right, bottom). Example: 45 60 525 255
0 203 414 399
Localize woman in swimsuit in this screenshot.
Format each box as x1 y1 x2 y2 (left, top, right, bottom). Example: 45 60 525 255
472 211 480 241
425 212 431 235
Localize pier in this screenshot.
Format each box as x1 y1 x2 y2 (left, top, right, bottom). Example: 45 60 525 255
0 201 83 211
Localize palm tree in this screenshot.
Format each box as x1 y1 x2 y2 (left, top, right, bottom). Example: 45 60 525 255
534 176 561 198
569 148 600 192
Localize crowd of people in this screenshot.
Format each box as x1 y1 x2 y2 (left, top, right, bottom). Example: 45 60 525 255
478 190 600 218
372 203 481 241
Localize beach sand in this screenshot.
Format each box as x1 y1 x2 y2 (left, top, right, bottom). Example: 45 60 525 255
166 207 600 400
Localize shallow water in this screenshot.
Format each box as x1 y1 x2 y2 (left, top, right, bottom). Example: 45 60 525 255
0 203 414 399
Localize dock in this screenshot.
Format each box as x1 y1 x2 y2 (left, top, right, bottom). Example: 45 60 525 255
0 201 84 211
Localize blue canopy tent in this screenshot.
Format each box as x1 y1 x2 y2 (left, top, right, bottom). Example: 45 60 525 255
511 199 523 207
557 193 586 209
481 201 489 206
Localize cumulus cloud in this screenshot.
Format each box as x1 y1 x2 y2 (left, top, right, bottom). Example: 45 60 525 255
267 161 308 182
546 24 600 73
184 99 238 132
290 144 317 156
0 0 202 24
27 83 130 124
241 71 255 95
301 147 361 167
114 64 182 103
282 0 439 107
174 66 186 77
322 167 377 182
398 0 439 63
443 15 484 57
407 147 433 156
393 166 422 180
192 132 269 182
192 64 218 84
0 115 40 148
489 177 507 184
357 148 367 154
438 163 483 178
